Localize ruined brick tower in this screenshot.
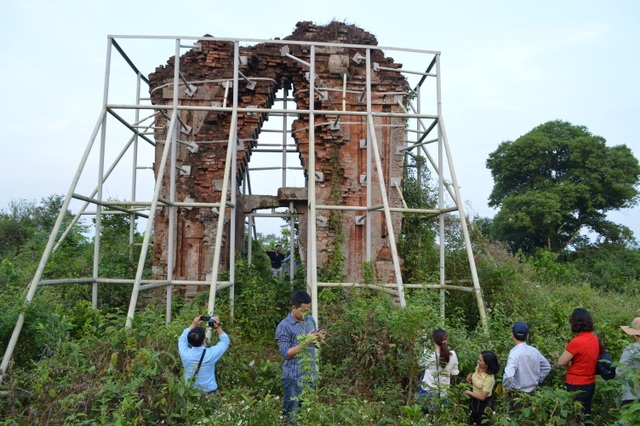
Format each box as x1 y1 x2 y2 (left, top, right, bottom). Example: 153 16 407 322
148 21 410 289
0 27 490 373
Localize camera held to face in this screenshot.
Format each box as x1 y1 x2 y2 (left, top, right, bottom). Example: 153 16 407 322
200 315 219 328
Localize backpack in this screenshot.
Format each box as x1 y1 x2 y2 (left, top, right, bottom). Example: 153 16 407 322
597 339 616 380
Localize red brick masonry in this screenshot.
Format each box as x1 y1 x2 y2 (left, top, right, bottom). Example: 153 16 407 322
149 21 408 286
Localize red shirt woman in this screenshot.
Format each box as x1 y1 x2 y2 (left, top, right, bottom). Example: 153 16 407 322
558 308 599 422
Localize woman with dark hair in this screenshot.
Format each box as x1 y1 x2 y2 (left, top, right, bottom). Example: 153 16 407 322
416 329 459 413
558 307 599 422
465 350 500 425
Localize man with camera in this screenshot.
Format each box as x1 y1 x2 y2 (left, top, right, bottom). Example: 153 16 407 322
178 315 230 396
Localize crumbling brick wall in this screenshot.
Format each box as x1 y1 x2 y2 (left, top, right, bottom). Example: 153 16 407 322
148 21 409 287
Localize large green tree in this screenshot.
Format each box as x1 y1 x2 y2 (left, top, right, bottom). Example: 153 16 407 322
486 120 640 253
0 195 64 260
0 196 90 279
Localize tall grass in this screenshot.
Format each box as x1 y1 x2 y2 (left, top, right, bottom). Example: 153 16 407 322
1 247 639 425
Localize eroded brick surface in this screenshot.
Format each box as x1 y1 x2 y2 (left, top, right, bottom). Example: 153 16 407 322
149 21 408 289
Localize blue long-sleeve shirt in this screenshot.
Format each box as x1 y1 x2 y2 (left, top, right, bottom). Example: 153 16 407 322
276 313 317 381
178 328 230 392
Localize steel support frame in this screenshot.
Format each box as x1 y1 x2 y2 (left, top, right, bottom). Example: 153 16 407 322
0 34 489 385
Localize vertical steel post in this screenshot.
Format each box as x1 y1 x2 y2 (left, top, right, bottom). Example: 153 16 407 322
281 84 288 188
229 44 240 320
439 115 488 334
367 115 406 307
131 74 141 263
248 214 254 264
308 45 318 323
166 40 180 325
289 201 295 290
365 49 372 263
436 54 446 321
437 53 488 334
91 36 114 309
283 86 295 289
206 41 240 316
125 38 182 327
92 108 107 309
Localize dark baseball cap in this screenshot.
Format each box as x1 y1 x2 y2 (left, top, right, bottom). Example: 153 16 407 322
512 322 529 340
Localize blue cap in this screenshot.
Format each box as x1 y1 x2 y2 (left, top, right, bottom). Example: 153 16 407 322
512 322 529 340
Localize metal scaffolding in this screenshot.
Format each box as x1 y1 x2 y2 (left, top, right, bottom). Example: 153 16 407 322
0 34 487 384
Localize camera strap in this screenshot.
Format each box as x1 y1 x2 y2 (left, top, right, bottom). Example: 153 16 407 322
194 349 207 378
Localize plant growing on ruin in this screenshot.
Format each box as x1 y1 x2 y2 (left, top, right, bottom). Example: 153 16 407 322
362 260 377 283
399 155 439 283
319 142 346 283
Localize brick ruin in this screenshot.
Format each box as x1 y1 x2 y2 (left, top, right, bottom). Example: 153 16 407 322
148 21 409 287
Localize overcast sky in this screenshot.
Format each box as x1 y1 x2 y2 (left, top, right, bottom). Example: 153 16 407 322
1 0 639 240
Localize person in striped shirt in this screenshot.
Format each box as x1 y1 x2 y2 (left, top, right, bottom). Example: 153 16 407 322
276 291 326 422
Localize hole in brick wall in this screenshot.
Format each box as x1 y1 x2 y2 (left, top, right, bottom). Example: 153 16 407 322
248 87 306 237
247 87 306 196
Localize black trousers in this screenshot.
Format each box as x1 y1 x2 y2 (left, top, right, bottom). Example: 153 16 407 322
567 382 595 424
566 383 595 414
469 395 493 425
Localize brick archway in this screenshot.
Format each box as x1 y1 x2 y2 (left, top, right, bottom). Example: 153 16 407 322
149 22 409 287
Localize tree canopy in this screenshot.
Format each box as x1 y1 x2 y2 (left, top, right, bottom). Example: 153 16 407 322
486 120 640 253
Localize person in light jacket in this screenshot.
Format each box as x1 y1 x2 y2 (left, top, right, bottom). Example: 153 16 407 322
178 315 230 401
416 328 459 413
619 317 640 406
503 321 550 409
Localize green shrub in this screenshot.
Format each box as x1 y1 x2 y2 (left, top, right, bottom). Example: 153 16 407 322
2 242 640 425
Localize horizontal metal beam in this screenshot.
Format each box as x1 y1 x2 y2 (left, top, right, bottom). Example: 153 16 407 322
109 34 442 56
106 104 439 120
72 193 149 218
